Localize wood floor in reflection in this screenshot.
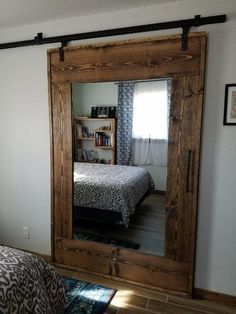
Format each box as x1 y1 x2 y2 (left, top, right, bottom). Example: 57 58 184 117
57 267 236 314
73 193 166 256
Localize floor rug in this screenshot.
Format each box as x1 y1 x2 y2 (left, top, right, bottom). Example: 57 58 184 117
63 276 116 314
73 231 140 250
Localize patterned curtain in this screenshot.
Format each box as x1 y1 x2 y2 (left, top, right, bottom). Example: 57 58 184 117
116 81 135 165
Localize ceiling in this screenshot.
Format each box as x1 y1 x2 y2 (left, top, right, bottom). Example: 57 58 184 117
0 0 181 29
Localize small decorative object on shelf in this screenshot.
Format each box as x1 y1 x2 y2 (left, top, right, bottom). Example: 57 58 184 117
108 106 116 118
91 106 98 118
97 106 109 118
82 127 88 137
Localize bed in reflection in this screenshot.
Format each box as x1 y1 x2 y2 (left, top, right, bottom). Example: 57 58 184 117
0 245 65 313
73 162 155 227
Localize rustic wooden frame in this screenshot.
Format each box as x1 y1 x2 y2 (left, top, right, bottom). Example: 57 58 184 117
48 32 206 296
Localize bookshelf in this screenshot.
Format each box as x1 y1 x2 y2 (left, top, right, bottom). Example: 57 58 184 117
74 117 116 164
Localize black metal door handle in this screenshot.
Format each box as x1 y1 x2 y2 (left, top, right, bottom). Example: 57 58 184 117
186 150 195 193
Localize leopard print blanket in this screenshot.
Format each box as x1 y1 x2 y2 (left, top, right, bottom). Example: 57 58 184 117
0 245 65 313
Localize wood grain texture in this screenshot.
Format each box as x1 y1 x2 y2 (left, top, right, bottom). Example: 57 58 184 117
165 75 184 260
165 68 206 264
47 51 55 260
188 35 207 294
50 34 204 83
51 83 73 241
48 32 207 297
56 237 189 295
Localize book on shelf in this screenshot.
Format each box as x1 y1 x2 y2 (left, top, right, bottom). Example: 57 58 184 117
77 125 82 138
81 149 88 161
95 132 111 147
78 149 100 163
77 148 82 161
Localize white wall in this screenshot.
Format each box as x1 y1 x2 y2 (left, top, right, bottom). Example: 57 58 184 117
72 82 118 162
0 0 236 296
72 82 118 116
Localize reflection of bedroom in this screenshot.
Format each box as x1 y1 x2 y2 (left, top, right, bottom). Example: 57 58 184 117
72 81 168 191
72 80 169 256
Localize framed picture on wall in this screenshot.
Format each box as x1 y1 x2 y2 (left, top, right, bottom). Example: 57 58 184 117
108 106 116 118
223 84 236 125
91 106 98 118
97 106 109 117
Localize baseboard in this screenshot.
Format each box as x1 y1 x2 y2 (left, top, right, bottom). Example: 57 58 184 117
193 288 236 307
152 190 166 195
24 249 52 263
34 252 52 263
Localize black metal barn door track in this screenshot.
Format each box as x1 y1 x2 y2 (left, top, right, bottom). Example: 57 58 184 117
0 14 226 61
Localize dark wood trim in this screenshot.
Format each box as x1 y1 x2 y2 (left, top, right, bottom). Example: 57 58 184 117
193 288 236 307
47 51 55 263
188 34 207 295
54 262 188 298
52 82 73 240
55 238 189 294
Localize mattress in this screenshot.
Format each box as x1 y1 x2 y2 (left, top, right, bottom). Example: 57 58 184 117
73 162 155 226
0 245 65 314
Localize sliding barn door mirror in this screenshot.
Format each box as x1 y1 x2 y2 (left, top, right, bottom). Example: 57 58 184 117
48 33 206 296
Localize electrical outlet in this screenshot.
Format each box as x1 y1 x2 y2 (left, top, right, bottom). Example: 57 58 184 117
22 226 30 239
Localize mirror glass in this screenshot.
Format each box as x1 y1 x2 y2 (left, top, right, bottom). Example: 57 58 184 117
72 79 171 257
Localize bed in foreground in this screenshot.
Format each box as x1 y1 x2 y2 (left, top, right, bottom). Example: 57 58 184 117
0 245 65 314
73 162 155 227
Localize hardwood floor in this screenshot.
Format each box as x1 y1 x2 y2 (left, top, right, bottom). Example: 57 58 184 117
73 193 166 256
57 267 236 314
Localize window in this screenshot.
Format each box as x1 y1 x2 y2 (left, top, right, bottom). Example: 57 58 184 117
132 79 170 166
132 80 169 140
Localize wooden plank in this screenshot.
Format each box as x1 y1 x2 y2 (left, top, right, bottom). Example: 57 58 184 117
55 238 189 293
47 51 54 260
187 35 207 294
176 74 205 263
51 82 73 240
165 36 206 268
148 299 208 314
50 34 204 83
165 72 206 263
165 75 185 259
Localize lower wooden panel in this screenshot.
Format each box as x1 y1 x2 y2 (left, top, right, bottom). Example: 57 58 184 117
55 238 189 295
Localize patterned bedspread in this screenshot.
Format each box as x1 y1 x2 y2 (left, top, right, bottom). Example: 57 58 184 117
74 162 155 226
0 245 65 314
